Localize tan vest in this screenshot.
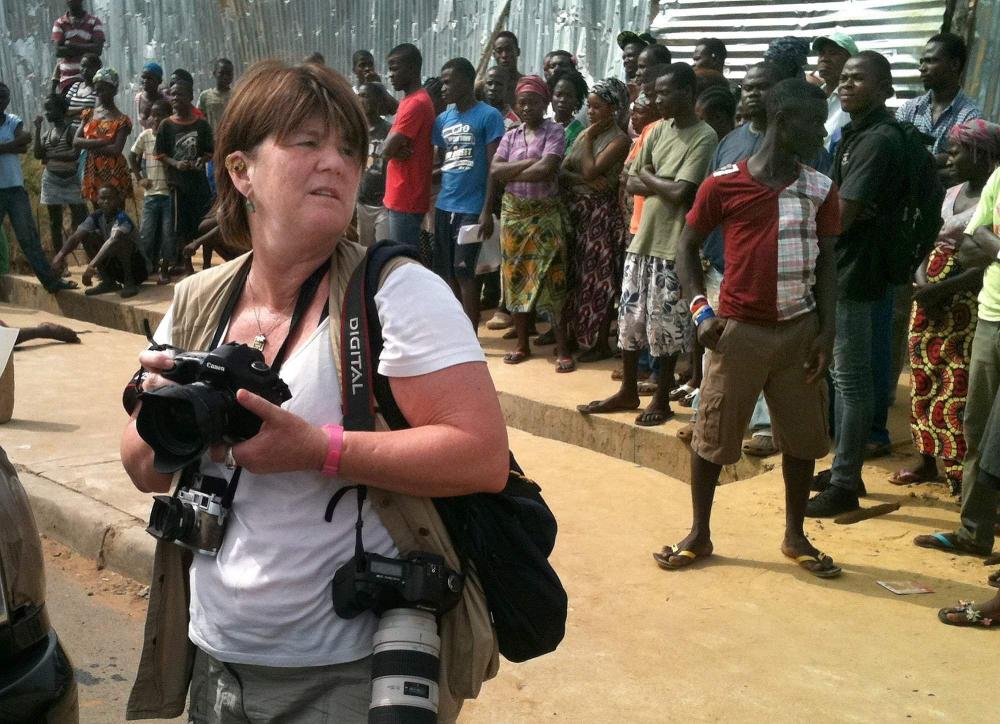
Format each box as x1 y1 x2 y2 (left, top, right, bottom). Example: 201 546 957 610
126 239 499 721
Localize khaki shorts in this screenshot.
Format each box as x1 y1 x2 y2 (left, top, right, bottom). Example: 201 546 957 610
692 313 829 466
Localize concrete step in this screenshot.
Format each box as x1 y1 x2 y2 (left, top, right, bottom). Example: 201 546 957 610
3 306 990 721
1 270 912 484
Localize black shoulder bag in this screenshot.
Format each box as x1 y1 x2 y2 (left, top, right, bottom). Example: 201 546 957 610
340 240 568 663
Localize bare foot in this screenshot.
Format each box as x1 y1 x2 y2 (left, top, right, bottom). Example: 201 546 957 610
653 532 713 569
36 322 80 344
782 534 841 577
635 399 674 426
577 390 641 415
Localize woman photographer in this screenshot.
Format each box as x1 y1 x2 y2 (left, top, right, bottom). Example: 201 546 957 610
120 60 507 723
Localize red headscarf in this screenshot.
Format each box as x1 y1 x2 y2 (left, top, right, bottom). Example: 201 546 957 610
515 75 550 103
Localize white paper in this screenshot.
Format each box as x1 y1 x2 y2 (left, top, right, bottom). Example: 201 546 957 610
457 216 501 274
0 327 17 376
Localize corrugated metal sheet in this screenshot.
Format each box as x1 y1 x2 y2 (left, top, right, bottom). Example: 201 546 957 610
652 0 947 105
966 0 1000 121
0 0 652 128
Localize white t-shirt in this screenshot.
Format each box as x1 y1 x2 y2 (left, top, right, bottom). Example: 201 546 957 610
151 263 485 666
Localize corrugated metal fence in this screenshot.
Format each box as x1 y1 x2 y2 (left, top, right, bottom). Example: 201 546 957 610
965 0 1000 121
4 1 990 126
0 0 652 126
652 0 947 105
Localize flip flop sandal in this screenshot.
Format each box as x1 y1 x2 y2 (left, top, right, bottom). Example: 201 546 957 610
742 433 778 457
989 569 1000 589
635 409 674 427
555 357 576 373
652 545 706 570
669 383 696 402
938 601 998 628
914 532 991 557
678 390 697 408
637 380 658 396
864 442 893 460
787 551 842 579
503 350 531 365
534 329 556 345
888 469 942 485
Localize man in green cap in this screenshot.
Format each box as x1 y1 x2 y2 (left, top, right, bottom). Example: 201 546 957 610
811 31 858 154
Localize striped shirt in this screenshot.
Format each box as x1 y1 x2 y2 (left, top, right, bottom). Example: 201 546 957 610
66 81 96 132
130 129 170 196
51 12 105 92
41 123 79 175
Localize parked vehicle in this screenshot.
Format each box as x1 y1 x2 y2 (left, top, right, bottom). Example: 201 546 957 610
0 445 78 723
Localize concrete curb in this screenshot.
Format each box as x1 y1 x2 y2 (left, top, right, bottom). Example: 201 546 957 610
18 467 155 585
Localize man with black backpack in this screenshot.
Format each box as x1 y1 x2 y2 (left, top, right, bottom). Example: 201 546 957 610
807 51 920 516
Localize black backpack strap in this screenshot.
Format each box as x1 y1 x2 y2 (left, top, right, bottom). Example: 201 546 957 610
359 240 422 431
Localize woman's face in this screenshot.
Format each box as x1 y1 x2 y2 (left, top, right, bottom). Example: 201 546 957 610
586 93 614 127
516 92 548 126
551 79 579 121
94 81 116 105
243 116 362 248
946 138 978 184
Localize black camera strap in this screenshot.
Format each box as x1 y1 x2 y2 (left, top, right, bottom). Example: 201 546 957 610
208 256 331 507
324 483 368 569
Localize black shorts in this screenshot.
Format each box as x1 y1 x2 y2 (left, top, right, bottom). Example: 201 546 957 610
432 209 481 281
173 179 212 242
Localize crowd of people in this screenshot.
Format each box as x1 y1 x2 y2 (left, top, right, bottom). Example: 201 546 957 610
4 10 1000 691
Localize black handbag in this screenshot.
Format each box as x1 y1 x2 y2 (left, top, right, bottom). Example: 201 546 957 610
340 240 568 663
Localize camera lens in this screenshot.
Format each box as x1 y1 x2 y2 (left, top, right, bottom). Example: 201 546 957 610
136 384 230 472
369 609 441 724
146 495 196 542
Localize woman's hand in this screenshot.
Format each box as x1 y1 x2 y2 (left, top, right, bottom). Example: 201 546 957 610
216 390 327 475
139 349 179 391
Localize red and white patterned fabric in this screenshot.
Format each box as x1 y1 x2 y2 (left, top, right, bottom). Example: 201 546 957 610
51 12 105 92
686 160 841 323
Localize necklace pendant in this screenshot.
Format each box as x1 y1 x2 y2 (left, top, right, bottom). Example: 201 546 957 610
252 334 266 352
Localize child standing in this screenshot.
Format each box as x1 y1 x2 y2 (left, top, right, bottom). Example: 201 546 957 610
356 82 392 247
129 99 173 283
33 93 87 254
197 58 234 198
156 78 213 274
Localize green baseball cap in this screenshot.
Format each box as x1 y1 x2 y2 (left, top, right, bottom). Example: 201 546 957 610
812 31 859 57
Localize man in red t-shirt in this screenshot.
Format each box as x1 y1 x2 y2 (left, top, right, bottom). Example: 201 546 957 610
660 79 844 579
382 43 435 248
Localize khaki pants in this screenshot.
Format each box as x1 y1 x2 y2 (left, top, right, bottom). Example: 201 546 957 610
693 313 829 466
356 203 389 248
188 648 371 724
954 319 1000 551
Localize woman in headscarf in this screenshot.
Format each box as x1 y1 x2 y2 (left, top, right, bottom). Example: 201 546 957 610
490 75 572 369
74 67 133 205
559 78 631 362
891 120 1000 490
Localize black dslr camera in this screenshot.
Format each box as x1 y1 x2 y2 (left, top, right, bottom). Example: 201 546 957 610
332 551 464 618
136 342 292 473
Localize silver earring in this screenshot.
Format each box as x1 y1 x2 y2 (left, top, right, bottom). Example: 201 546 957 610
245 197 256 213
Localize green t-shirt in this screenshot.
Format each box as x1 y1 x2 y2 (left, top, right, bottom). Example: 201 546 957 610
965 166 1000 322
627 119 717 260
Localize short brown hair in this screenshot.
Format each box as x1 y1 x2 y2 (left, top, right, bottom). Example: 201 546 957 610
213 60 368 251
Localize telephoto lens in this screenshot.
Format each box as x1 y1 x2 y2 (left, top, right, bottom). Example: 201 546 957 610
368 609 442 724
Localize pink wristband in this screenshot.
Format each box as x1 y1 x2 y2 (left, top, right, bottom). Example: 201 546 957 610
321 424 345 476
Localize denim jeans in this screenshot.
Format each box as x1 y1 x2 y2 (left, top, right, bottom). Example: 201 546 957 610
139 194 174 270
869 288 895 446
0 186 59 289
830 297 876 492
386 209 424 248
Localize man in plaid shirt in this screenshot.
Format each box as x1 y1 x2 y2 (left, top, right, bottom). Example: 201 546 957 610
661 78 842 578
